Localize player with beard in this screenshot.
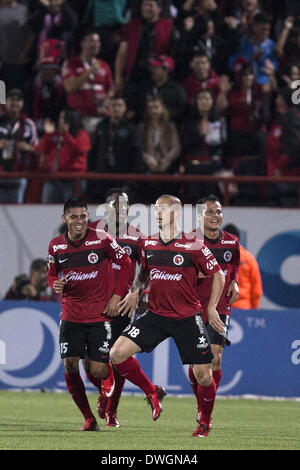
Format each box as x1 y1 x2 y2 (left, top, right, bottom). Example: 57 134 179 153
188 194 240 423
84 188 147 427
110 194 225 437
47 197 131 431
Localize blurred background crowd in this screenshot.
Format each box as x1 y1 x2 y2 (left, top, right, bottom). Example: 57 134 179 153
1 0 300 206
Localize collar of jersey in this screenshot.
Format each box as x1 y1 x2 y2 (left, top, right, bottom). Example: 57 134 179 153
64 227 90 248
203 229 222 245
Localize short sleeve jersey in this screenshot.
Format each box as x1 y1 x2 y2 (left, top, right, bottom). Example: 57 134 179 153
139 232 221 319
47 228 129 323
195 229 240 322
89 220 145 292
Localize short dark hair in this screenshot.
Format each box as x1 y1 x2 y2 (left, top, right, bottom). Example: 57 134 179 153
197 194 221 205
63 197 88 214
105 188 129 202
223 223 240 239
30 258 47 272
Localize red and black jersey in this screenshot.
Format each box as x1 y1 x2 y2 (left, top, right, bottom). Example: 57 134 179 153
194 229 240 322
139 233 221 319
47 228 131 323
89 219 145 292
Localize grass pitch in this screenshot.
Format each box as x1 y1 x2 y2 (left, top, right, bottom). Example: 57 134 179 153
0 390 299 451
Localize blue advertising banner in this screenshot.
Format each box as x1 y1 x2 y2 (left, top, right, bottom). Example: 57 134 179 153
0 301 299 397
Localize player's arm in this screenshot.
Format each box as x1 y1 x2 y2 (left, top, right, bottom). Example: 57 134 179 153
227 240 240 304
207 270 226 333
194 244 225 333
118 264 149 318
104 235 132 317
47 244 66 294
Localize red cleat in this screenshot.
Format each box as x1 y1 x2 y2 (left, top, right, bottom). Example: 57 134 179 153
192 419 212 438
105 412 120 427
81 417 99 431
145 385 167 421
97 392 108 419
101 362 115 399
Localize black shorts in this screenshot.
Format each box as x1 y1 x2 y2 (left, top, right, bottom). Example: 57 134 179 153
205 314 231 348
59 320 114 363
110 314 132 345
121 310 214 365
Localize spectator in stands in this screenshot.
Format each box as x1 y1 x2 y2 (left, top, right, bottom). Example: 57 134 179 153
225 62 269 169
134 55 188 123
265 87 300 205
223 223 263 309
266 88 300 177
32 107 90 203
229 12 278 90
32 38 66 136
62 29 114 135
0 0 29 89
4 258 58 301
182 51 230 111
275 16 300 66
114 0 174 104
87 95 143 203
0 88 38 203
138 95 181 202
180 88 226 202
19 0 78 68
82 0 127 70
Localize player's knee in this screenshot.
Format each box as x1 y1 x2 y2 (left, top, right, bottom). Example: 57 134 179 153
64 357 79 375
110 343 128 365
193 366 213 387
89 362 107 380
211 348 223 370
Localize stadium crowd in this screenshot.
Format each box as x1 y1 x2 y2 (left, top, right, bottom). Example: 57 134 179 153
0 0 300 206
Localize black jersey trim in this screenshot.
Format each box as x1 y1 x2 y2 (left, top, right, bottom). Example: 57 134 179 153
64 228 90 248
57 247 107 269
146 249 193 268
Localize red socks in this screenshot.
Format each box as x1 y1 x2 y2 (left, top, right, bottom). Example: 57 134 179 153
188 365 219 425
213 369 222 390
107 368 125 413
113 356 156 396
65 372 94 420
197 380 216 425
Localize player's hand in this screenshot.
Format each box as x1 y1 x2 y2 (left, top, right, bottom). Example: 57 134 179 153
53 278 66 294
227 280 239 304
207 307 224 334
118 290 139 318
105 294 122 317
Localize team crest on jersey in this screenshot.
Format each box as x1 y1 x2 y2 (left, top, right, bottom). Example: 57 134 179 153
123 245 132 256
88 252 99 264
173 254 184 266
224 250 232 262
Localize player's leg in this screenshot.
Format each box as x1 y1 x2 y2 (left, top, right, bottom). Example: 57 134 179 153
171 314 215 437
60 321 98 431
188 314 229 420
110 312 167 420
191 363 215 437
103 315 131 426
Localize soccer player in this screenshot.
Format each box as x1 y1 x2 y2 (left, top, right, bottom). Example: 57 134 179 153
188 195 240 423
111 194 226 437
84 188 146 427
47 197 131 431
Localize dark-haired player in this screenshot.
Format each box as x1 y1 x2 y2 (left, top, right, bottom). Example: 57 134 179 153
111 194 225 438
84 188 146 427
47 197 131 431
188 194 240 423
